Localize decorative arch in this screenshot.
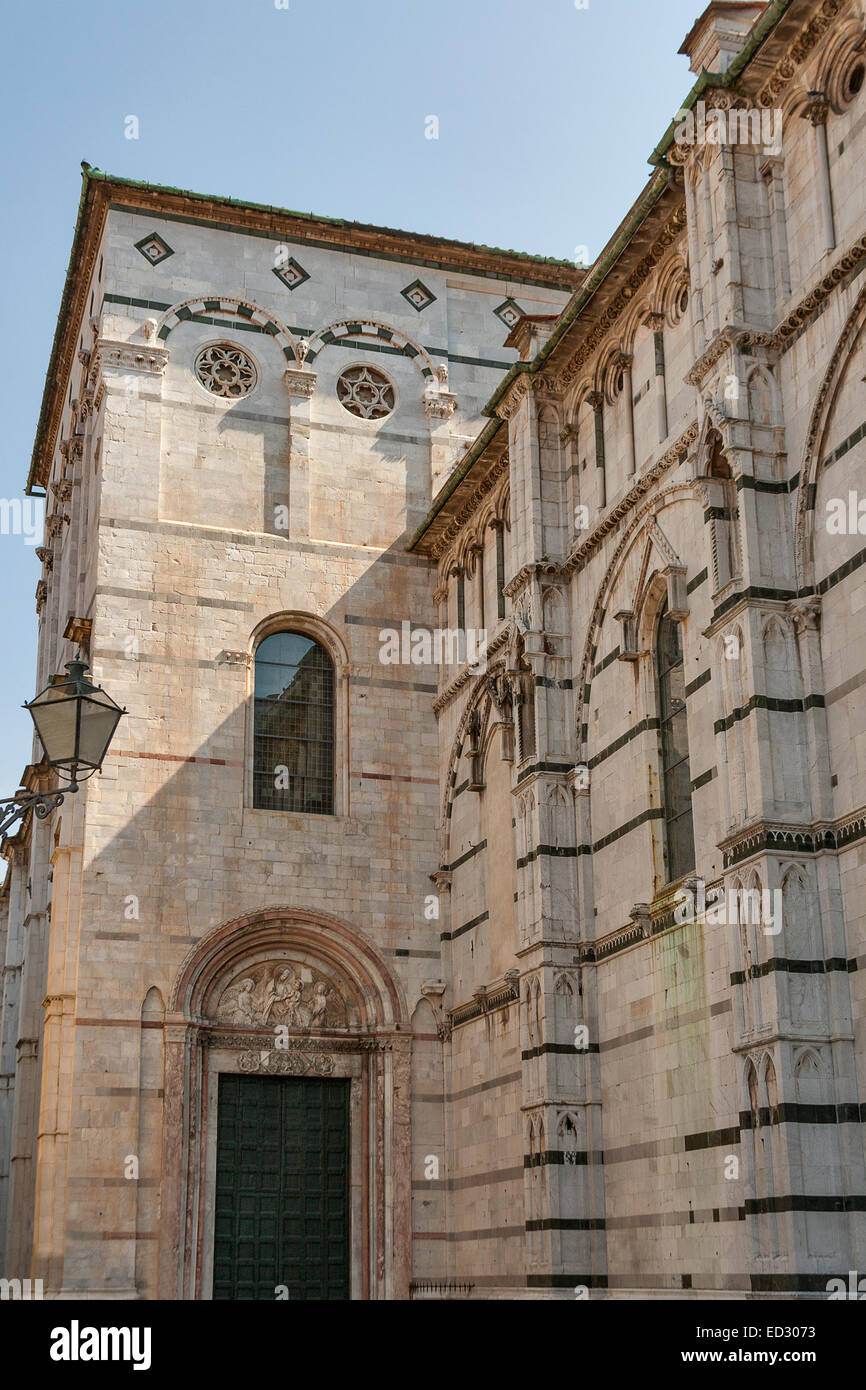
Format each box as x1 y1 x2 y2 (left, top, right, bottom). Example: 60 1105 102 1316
745 362 781 427
304 318 437 381
811 18 866 113
573 483 696 758
796 279 866 586
161 905 411 1301
170 904 407 1029
156 296 300 362
653 251 690 329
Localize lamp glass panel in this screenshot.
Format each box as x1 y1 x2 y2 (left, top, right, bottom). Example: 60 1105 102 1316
77 691 123 768
28 692 80 765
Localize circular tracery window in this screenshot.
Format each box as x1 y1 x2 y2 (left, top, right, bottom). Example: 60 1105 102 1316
195 343 258 399
336 364 395 420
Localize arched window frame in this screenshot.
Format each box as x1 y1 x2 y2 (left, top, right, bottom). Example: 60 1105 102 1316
246 613 349 817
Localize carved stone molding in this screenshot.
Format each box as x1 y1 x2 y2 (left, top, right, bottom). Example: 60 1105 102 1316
555 204 688 391
237 1047 335 1076
285 368 317 399
423 389 457 421
212 959 347 1030
420 980 450 1040
685 327 739 386
789 596 822 635
217 649 252 667
206 1031 393 1054
429 451 510 561
756 0 845 109
496 373 558 422
35 580 47 615
449 971 520 1030
90 338 170 384
563 420 699 576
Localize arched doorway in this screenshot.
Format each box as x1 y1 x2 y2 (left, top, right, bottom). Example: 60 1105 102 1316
160 908 410 1300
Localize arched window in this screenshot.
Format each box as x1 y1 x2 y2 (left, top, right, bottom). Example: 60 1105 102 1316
655 598 695 882
253 631 335 814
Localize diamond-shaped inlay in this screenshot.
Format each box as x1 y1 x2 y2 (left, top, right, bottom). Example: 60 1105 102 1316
493 298 525 330
401 278 437 313
272 256 310 291
134 232 174 266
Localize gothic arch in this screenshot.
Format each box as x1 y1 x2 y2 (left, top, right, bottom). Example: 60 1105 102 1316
745 362 781 427
438 661 506 859
796 278 866 586
573 484 696 757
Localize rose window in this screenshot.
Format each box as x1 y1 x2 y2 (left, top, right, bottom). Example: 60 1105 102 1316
195 344 258 399
336 365 395 420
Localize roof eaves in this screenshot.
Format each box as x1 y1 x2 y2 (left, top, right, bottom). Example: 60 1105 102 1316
405 418 504 552
26 167 96 495
481 166 673 421
83 167 579 270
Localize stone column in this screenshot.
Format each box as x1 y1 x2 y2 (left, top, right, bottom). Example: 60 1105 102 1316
424 377 458 496
587 391 606 509
615 352 636 477
805 95 835 254
285 368 317 540
644 313 668 445
761 156 792 303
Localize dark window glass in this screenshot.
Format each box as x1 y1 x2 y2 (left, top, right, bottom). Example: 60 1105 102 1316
253 632 334 815
656 599 695 881
495 526 506 620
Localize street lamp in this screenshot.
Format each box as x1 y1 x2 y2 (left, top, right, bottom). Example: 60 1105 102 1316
0 659 125 838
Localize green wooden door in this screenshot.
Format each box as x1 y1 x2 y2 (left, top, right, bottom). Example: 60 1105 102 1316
213 1073 351 1300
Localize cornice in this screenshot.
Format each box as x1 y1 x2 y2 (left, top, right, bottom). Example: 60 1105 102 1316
756 0 848 109
551 204 689 394
426 448 510 561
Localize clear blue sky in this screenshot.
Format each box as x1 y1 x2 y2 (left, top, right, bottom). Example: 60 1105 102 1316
0 0 700 799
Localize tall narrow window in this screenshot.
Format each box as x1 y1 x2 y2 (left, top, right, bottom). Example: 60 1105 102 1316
516 638 536 762
656 599 695 881
253 631 335 814
495 524 506 620
456 572 465 635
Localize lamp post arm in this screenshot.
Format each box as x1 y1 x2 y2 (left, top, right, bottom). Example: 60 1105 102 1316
0 788 67 839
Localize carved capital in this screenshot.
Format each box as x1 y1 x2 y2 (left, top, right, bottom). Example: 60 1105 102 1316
804 93 829 126
424 390 457 421
789 596 822 635
285 367 317 400
630 903 652 939
92 338 170 380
